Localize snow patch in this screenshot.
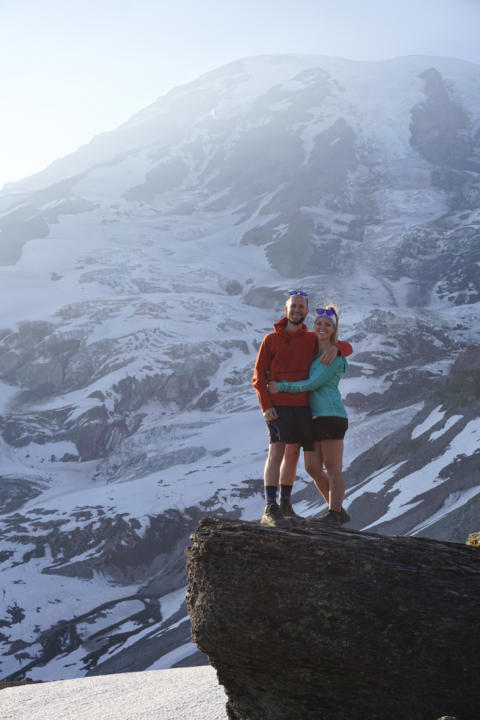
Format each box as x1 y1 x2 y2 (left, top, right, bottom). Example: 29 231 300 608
409 485 480 536
364 419 480 529
147 641 198 670
411 406 446 439
429 415 463 441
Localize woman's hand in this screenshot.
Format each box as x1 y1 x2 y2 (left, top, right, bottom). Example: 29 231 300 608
268 380 279 394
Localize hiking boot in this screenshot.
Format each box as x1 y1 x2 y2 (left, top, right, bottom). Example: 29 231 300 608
312 507 350 524
261 502 288 527
340 507 351 525
279 498 304 521
318 509 342 526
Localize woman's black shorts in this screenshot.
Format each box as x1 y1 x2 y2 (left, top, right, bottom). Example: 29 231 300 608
312 416 348 441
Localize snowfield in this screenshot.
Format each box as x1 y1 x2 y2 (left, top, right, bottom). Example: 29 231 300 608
0 666 227 720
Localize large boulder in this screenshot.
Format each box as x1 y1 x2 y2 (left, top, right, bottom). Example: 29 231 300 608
186 518 479 720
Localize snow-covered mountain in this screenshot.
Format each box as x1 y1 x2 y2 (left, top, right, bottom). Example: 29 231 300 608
0 54 479 681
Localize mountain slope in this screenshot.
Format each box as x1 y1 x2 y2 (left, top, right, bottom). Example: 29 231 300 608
0 54 479 680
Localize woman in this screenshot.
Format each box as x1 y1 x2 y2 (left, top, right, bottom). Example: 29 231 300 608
268 306 349 526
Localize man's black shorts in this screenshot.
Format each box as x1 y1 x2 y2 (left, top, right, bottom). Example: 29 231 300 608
312 416 348 441
266 406 314 451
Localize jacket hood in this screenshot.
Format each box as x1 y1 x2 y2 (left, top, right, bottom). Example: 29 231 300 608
273 316 308 336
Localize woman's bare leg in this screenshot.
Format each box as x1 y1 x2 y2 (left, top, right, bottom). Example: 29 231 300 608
304 442 330 505
320 439 345 512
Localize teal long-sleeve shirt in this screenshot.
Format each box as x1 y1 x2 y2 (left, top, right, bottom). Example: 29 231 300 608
277 355 348 419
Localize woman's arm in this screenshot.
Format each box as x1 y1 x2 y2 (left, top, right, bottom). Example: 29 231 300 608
278 357 343 393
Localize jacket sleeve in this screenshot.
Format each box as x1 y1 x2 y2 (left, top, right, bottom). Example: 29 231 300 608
278 359 344 393
335 340 353 357
252 337 273 412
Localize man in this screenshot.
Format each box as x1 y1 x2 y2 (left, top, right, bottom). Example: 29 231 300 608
252 290 352 526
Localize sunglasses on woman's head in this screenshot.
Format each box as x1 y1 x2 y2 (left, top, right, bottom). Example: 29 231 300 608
315 308 336 316
288 290 308 297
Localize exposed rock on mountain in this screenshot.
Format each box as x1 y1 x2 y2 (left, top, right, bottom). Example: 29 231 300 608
1 507 215 681
186 517 480 720
345 345 480 540
410 67 479 172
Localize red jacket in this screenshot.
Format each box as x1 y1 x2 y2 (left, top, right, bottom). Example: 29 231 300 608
252 317 353 412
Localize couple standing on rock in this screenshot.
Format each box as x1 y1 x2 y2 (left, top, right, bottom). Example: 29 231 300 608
252 290 352 527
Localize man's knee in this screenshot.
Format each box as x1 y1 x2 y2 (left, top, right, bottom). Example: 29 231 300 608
283 444 300 462
325 461 341 476
267 442 286 464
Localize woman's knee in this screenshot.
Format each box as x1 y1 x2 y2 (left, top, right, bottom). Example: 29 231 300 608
304 453 322 477
324 461 342 477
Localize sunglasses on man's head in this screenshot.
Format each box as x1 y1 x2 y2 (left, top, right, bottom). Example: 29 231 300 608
315 308 336 316
288 290 308 297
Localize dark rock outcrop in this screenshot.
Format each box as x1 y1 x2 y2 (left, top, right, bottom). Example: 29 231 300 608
186 518 480 720
410 67 476 172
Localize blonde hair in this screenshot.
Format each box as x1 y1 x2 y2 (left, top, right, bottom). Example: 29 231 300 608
314 302 339 344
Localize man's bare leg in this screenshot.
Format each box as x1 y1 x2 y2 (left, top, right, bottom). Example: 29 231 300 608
276 442 303 518
264 441 286 488
261 442 291 525
279 443 301 486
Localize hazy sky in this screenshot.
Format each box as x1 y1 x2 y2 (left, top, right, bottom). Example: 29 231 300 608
1 0 479 190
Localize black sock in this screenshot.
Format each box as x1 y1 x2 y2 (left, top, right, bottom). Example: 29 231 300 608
265 486 278 504
279 485 292 501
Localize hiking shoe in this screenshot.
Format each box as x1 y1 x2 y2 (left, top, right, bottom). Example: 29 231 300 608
340 507 351 525
318 509 342 526
279 498 304 521
261 502 288 527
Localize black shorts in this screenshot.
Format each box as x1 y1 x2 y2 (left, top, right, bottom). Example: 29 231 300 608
266 406 314 451
312 416 348 441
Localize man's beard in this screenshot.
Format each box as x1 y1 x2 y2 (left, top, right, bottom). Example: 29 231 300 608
287 314 306 326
